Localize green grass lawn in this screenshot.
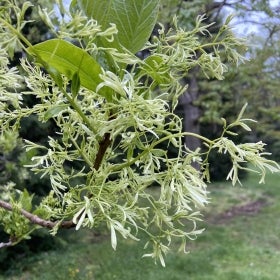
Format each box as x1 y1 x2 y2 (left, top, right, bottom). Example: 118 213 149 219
1 171 280 280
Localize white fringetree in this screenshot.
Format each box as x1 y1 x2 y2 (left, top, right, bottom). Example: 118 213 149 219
0 0 279 266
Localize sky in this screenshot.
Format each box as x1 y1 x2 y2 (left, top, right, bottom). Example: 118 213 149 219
57 0 279 39
216 0 279 40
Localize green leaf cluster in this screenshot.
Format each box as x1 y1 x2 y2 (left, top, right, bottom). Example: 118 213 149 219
0 184 34 242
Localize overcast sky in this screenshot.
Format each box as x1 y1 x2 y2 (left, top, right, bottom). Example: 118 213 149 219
58 0 279 39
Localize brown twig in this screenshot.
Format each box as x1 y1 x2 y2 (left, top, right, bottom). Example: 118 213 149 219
0 240 13 248
0 199 74 229
93 113 114 170
93 132 112 170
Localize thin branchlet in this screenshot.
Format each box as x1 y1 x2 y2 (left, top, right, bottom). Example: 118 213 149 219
0 199 74 229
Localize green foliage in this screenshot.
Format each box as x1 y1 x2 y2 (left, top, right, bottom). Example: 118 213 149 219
0 0 279 266
0 131 19 155
0 184 33 241
1 172 280 279
75 0 160 53
29 39 103 93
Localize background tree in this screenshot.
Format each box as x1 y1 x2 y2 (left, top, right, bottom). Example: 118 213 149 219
158 0 280 178
200 0 280 163
158 0 247 177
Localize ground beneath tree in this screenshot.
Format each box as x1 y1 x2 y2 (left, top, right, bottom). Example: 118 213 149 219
213 198 268 224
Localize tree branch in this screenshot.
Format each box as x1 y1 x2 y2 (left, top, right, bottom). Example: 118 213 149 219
0 199 74 229
93 113 115 170
0 240 13 248
93 132 112 170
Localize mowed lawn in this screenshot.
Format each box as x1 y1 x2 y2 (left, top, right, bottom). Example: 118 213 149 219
1 171 280 280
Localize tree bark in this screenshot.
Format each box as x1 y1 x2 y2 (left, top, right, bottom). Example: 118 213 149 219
179 71 201 152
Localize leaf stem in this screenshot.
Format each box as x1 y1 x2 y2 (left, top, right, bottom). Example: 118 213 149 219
61 89 97 134
70 136 93 168
0 18 34 51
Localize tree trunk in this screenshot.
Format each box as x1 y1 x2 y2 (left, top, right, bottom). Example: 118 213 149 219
179 71 201 152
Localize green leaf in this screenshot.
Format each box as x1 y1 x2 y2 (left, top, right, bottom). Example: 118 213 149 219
44 104 69 121
77 0 159 53
141 54 170 84
28 39 103 92
20 189 33 212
